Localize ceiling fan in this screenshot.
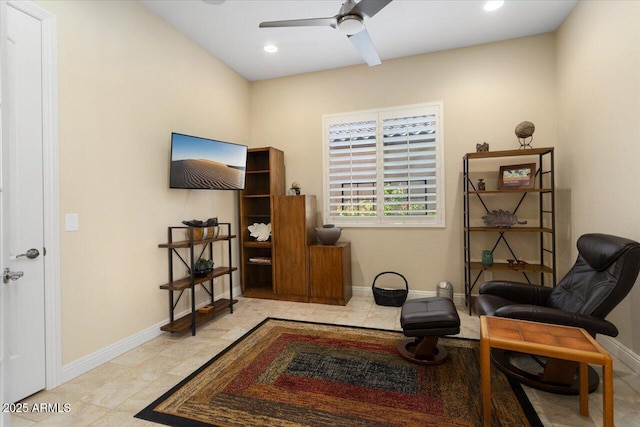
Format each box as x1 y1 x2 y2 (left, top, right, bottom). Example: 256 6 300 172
259 0 393 66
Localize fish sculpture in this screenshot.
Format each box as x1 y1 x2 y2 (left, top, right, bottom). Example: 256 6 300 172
482 210 527 228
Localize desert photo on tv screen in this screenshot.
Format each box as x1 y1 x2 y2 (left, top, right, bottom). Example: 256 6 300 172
170 133 247 190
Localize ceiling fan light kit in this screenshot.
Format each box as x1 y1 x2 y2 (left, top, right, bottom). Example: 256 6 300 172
337 15 364 35
258 0 393 67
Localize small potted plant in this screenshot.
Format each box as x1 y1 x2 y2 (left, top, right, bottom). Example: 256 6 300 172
193 258 214 276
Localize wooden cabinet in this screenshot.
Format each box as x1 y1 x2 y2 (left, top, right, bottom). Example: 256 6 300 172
272 195 316 301
240 155 349 305
463 147 556 313
309 242 352 306
158 223 237 335
239 148 319 303
239 147 285 298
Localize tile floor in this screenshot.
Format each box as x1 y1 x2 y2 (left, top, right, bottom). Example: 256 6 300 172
11 295 640 426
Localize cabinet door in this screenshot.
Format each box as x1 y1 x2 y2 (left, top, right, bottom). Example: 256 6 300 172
309 243 352 305
272 195 315 298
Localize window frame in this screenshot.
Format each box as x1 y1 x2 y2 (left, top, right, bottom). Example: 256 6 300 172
322 102 445 228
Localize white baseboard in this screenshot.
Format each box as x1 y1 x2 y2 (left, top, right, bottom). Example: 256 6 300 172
599 335 640 375
61 319 165 383
61 284 242 384
351 286 467 307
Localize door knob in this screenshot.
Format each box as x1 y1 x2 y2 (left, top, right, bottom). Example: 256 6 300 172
3 268 24 284
15 248 40 259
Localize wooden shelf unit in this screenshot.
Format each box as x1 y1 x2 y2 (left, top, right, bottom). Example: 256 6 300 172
465 147 552 159
160 298 235 334
239 148 348 306
463 147 556 313
465 261 554 274
466 226 553 233
238 147 285 297
158 223 236 335
159 267 236 291
468 188 553 195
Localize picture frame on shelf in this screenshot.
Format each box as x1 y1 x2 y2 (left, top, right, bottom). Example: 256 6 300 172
498 163 536 190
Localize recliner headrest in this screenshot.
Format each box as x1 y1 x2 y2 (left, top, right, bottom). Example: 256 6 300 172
578 233 640 271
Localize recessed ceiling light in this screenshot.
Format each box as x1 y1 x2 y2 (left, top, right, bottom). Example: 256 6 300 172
484 1 504 12
264 44 278 53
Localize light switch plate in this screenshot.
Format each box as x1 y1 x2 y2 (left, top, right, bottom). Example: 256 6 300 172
65 213 79 231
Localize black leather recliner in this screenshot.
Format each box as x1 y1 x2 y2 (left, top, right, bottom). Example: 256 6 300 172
476 233 640 394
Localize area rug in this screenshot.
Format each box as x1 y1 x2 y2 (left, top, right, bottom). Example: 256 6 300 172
136 318 542 427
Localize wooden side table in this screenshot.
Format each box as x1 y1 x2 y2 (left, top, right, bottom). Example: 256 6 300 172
480 316 613 427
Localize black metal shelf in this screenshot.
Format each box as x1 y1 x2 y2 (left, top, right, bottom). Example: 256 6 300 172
463 148 556 314
158 223 236 335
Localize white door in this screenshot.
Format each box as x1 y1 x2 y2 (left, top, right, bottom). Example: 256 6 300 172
1 3 47 403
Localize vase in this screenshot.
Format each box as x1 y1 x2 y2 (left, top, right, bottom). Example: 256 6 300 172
316 224 342 245
481 250 493 267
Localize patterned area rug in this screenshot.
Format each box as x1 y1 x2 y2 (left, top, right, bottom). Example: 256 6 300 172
136 318 542 427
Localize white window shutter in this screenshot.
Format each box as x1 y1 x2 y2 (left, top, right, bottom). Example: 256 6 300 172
381 114 438 217
323 103 444 227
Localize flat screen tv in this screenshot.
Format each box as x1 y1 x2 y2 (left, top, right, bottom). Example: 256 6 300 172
169 132 247 190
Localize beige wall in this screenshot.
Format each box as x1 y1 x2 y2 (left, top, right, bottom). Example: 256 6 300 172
556 1 640 352
40 0 250 364
249 34 558 293
39 0 640 367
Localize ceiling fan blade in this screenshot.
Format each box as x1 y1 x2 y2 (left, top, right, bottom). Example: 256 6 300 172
350 0 393 19
348 28 381 66
259 17 337 29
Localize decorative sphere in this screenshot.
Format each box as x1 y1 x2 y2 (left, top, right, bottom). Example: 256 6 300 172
515 121 535 138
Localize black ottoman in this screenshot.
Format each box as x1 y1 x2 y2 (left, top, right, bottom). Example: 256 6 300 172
397 297 461 365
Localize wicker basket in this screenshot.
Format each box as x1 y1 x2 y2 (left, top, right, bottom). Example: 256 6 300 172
372 271 408 307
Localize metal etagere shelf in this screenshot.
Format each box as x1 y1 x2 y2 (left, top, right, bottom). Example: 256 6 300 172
463 147 556 314
158 222 237 335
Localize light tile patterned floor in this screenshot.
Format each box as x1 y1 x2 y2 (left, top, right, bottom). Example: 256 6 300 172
11 295 640 426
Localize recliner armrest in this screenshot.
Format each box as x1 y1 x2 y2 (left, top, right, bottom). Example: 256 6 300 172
493 304 619 337
478 281 553 306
